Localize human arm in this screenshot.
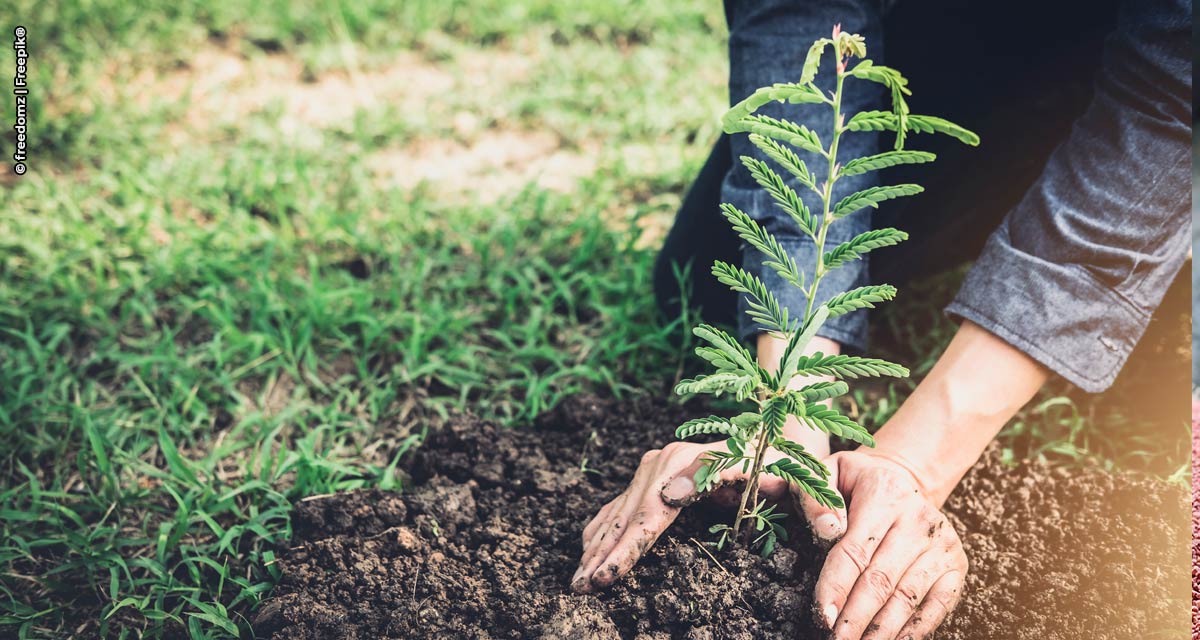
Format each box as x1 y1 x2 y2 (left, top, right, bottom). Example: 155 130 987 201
801 320 1047 639
942 0 1191 393
801 3 1191 636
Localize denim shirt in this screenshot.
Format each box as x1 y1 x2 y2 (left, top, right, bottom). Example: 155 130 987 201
723 0 1191 392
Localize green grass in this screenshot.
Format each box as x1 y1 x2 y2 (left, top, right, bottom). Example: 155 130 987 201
0 2 1188 638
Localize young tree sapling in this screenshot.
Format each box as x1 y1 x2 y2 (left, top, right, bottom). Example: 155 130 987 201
672 26 979 554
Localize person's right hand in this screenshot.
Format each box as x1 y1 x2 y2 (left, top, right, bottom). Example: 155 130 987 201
797 450 968 640
571 440 794 594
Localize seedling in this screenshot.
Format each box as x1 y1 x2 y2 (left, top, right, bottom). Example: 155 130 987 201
672 26 978 554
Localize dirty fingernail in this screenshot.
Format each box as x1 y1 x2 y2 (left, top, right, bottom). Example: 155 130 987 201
661 476 693 503
822 603 838 629
815 514 840 539
570 568 588 592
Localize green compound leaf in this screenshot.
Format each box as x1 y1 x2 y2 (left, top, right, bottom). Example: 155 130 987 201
761 396 789 440
674 372 758 399
824 284 897 317
712 261 793 334
739 159 815 238
730 412 763 428
845 110 980 146
693 460 717 493
823 228 909 269
772 438 831 479
726 115 824 155
676 416 742 440
749 134 817 194
832 184 924 219
844 110 897 132
695 451 745 493
719 202 806 287
797 405 875 446
839 150 936 177
791 352 909 379
848 61 910 95
694 346 738 372
749 502 789 557
778 389 807 417
792 380 849 404
905 115 981 146
848 61 912 148
800 38 832 84
764 459 843 509
760 529 780 557
723 83 827 131
693 324 759 376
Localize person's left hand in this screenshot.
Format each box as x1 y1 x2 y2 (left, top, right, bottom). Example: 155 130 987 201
796 449 968 640
571 440 796 593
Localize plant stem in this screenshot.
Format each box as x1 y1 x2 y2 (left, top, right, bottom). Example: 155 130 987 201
807 62 846 319
732 51 848 546
742 419 773 521
732 394 772 540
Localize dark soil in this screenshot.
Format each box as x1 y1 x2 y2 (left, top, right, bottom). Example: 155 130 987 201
254 395 1189 639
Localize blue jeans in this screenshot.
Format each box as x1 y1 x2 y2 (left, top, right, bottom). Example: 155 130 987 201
655 0 1191 392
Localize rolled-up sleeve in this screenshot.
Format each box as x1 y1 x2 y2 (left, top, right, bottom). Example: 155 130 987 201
946 0 1191 392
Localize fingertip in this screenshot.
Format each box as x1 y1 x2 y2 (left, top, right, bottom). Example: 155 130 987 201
659 476 695 507
813 512 845 544
591 563 620 588
821 602 838 630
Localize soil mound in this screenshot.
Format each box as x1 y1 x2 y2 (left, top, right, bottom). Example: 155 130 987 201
254 395 1189 639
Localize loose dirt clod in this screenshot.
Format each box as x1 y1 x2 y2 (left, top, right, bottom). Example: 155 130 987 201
254 395 1189 639
539 596 620 639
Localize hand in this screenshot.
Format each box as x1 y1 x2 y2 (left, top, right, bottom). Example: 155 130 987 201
800 450 968 640
571 440 795 593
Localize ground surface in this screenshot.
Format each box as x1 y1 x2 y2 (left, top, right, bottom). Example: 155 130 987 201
255 395 1190 639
